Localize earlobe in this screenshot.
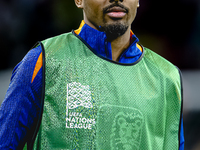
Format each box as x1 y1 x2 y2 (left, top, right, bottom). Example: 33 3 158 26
74 0 83 8
137 0 140 7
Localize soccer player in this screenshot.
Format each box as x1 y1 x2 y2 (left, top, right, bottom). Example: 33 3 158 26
0 0 184 149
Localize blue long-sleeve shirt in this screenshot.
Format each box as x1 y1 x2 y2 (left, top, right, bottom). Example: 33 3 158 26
0 21 184 149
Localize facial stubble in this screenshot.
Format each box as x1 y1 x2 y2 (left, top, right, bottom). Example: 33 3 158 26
98 3 130 41
99 21 129 41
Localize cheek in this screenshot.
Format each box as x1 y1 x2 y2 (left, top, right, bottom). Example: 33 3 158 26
84 3 102 21
128 3 138 21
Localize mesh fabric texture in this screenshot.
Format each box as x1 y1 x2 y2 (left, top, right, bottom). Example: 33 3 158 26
33 32 182 150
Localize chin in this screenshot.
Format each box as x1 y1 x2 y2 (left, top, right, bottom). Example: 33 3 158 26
99 22 129 40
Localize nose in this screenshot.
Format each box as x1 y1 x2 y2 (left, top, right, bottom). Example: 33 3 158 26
109 0 123 3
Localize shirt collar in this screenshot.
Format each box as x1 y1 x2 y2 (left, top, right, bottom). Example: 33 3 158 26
74 20 143 64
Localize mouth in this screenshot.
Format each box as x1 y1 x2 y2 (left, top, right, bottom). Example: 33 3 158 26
105 6 128 19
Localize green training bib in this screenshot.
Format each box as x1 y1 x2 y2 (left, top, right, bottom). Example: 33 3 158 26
32 32 182 150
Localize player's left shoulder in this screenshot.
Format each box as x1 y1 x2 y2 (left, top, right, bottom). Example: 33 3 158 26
143 47 181 78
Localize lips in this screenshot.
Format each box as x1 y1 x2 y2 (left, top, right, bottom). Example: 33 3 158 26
106 6 127 18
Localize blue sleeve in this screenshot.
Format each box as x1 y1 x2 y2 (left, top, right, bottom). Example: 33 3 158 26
0 46 43 150
179 115 185 150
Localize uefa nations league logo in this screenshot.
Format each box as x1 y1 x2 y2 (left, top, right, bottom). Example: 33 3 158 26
66 82 95 130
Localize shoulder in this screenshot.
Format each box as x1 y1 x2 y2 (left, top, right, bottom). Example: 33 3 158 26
143 47 182 104
142 47 182 90
11 45 42 83
143 47 180 79
41 32 75 48
0 45 43 148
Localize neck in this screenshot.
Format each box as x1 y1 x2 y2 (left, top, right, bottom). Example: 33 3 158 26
83 19 131 61
109 26 131 61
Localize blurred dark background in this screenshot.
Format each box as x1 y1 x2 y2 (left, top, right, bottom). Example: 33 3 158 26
0 0 200 70
0 0 200 149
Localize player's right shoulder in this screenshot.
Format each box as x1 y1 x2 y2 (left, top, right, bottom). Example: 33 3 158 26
11 45 43 84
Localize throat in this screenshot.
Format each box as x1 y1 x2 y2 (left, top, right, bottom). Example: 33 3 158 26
110 30 131 61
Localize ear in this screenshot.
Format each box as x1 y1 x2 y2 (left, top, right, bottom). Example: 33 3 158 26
137 0 140 8
74 0 83 9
